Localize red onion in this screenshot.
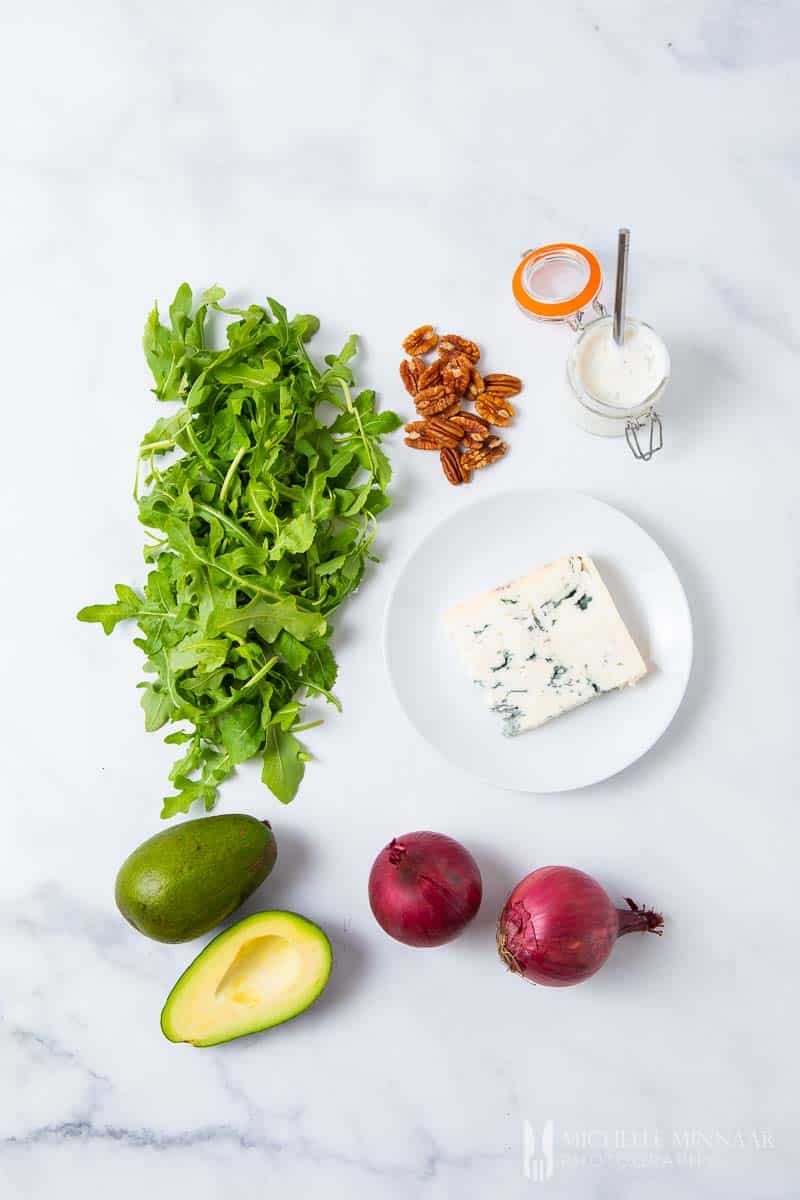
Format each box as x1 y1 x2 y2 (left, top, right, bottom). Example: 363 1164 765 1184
497 865 663 986
368 831 482 947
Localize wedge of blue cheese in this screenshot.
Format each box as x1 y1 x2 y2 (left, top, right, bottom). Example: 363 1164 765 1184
443 554 647 736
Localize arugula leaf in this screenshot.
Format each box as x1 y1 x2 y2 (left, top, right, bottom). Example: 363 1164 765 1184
304 638 338 691
218 702 262 764
316 554 347 577
78 283 400 813
208 596 325 643
213 362 280 387
261 726 308 805
275 629 310 671
139 683 173 731
269 512 316 560
77 583 143 634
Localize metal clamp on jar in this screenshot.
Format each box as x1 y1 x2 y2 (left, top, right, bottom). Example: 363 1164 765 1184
512 233 667 460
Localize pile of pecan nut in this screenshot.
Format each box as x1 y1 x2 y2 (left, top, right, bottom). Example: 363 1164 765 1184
399 325 522 485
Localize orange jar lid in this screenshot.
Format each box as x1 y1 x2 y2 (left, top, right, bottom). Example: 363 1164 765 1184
512 243 602 321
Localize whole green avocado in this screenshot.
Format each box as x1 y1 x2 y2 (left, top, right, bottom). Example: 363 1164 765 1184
115 814 277 942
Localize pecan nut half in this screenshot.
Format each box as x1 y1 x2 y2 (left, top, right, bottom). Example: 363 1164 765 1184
425 415 464 443
402 324 439 356
451 411 491 441
415 384 454 416
399 356 426 397
467 366 485 397
440 445 470 485
438 333 480 363
482 372 522 398
476 395 515 427
417 358 443 390
461 440 508 471
404 417 461 448
442 352 472 397
404 435 441 451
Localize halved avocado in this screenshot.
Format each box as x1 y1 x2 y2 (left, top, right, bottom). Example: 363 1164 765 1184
161 911 332 1046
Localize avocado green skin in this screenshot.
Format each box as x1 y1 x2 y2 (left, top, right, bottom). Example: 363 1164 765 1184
115 815 277 943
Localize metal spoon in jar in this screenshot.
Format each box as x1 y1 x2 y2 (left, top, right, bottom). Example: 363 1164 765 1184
613 227 630 346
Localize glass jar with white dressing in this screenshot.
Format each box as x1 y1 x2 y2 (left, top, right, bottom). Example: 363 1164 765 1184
512 242 667 460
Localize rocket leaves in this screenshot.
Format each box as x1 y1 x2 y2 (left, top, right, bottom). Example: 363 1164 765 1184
207 596 326 644
261 726 309 806
78 284 401 815
78 584 143 634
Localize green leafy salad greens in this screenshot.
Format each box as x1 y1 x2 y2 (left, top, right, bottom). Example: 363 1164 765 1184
78 284 402 815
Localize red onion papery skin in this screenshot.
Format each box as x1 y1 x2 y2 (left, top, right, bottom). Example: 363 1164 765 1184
368 831 483 947
497 865 663 987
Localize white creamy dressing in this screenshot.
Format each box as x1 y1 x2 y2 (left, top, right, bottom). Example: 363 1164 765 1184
575 319 667 409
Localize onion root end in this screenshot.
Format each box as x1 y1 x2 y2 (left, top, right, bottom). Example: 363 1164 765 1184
619 897 664 936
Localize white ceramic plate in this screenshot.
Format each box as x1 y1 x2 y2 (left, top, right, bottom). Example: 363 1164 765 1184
384 490 692 792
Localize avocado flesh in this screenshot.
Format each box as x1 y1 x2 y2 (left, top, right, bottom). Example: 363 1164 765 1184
161 911 332 1046
115 815 277 943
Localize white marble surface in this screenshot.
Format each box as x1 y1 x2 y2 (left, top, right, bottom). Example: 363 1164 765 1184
2 2 799 1196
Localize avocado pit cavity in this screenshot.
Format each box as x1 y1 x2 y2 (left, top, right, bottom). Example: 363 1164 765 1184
215 934 300 1006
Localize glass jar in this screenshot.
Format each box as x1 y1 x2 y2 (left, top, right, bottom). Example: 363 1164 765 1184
566 315 669 458
513 243 667 460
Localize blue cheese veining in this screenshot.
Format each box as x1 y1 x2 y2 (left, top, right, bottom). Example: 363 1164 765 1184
443 554 647 736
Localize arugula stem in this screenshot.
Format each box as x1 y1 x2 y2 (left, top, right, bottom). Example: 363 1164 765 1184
206 657 278 717
297 340 322 384
248 488 272 531
243 656 279 691
219 446 246 504
195 503 259 549
184 423 220 479
175 541 278 600
149 453 163 485
302 679 342 710
334 378 376 478
291 719 324 734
